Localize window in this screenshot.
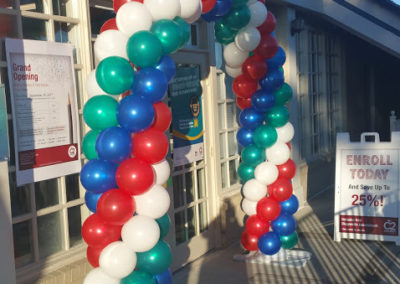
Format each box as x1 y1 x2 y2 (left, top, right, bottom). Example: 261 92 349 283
216 71 241 192
0 0 90 278
296 26 343 160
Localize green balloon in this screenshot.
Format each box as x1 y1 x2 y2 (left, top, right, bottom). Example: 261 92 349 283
238 162 255 182
280 231 298 249
121 270 156 284
82 130 100 160
253 125 278 148
225 6 251 31
151 19 183 54
127 31 163 68
96 56 134 95
274 83 293 105
215 20 236 44
174 17 190 48
136 241 172 275
156 214 171 239
232 0 248 8
241 144 265 166
265 105 289 128
83 95 118 131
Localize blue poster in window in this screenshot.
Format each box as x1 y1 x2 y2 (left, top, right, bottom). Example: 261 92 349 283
169 66 204 166
0 85 9 161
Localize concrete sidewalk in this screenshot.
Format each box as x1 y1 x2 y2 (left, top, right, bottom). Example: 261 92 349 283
173 189 400 284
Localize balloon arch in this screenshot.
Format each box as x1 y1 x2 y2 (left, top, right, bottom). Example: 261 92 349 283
81 0 298 283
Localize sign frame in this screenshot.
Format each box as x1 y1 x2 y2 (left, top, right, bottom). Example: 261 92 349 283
5 38 81 186
334 132 400 245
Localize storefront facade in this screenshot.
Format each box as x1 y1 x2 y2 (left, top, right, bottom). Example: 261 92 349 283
1 1 400 283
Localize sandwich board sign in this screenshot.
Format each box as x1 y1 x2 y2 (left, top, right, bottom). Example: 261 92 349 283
334 132 400 245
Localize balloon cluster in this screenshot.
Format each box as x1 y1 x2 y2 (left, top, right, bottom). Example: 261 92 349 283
81 0 206 283
202 0 299 255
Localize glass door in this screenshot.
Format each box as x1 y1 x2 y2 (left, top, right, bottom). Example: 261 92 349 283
167 50 217 270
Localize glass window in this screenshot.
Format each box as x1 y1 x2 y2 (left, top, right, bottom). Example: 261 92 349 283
13 220 34 268
10 175 32 217
0 14 18 38
22 17 47 40
52 0 68 16
185 172 194 204
90 7 115 36
68 205 83 247
199 202 208 233
20 0 44 13
35 179 60 210
173 175 185 208
66 174 80 202
37 212 64 258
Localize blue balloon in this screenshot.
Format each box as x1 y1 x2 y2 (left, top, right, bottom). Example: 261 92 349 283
201 8 222 22
154 269 172 284
251 89 275 113
258 232 282 255
131 67 168 103
280 194 299 215
156 55 176 82
80 159 117 193
236 128 254 147
259 68 284 92
239 107 264 130
271 213 297 236
118 95 155 133
96 127 132 164
85 191 102 213
266 46 286 70
214 0 233 17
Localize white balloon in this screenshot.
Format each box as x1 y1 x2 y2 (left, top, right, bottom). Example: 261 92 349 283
116 2 152 37
83 268 120 284
152 159 171 185
243 179 267 202
134 185 170 219
85 70 118 99
99 241 136 279
235 26 261 51
248 2 268 28
144 0 181 21
180 0 201 23
266 142 291 165
122 215 160 252
184 2 202 24
254 161 279 185
94 30 128 61
225 65 242 78
223 42 249 68
276 122 295 143
241 198 257 216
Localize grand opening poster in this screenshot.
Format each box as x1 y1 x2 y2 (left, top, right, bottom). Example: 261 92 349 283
6 38 81 186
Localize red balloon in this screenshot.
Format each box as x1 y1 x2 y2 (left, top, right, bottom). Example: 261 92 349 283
100 18 118 34
286 142 292 151
233 74 258 98
236 97 252 110
267 178 293 202
0 1 13 37
257 11 276 36
87 246 102 267
240 231 259 251
152 102 172 132
245 215 270 237
97 189 135 225
202 0 217 13
113 0 143 13
277 159 296 180
242 56 268 80
256 197 281 221
258 0 266 3
116 158 154 195
254 35 279 60
82 214 122 248
132 128 169 164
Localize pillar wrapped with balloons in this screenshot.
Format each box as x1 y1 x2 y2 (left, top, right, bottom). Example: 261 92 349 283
81 0 206 283
201 0 299 255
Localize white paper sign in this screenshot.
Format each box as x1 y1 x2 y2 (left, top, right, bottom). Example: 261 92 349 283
334 132 400 245
6 38 81 186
